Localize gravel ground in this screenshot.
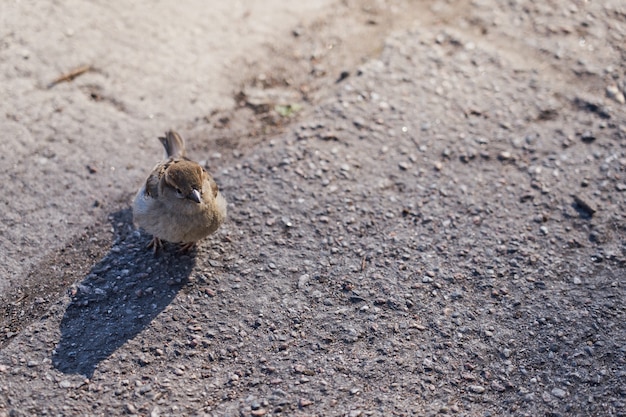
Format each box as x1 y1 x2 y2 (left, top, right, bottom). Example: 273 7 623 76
1 1 626 416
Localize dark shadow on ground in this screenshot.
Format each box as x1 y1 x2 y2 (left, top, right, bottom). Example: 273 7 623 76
52 208 196 377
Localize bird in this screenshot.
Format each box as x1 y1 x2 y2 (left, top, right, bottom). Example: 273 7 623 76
132 130 227 252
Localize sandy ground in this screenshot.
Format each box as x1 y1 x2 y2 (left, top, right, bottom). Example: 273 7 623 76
1 0 625 416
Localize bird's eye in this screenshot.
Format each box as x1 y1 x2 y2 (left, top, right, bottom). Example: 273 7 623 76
175 188 184 198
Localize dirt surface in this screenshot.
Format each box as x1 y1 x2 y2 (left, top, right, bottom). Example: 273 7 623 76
1 0 626 416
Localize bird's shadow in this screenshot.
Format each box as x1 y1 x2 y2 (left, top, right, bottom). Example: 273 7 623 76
52 208 196 377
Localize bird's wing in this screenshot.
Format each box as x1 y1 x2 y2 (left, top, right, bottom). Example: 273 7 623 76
144 161 171 198
206 173 219 198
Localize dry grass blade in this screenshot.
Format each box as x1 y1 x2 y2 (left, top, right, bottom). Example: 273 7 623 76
47 64 92 89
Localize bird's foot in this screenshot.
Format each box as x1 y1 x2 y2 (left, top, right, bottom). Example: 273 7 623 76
178 242 196 253
147 237 163 254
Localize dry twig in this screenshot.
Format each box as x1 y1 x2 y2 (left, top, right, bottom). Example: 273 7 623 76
47 64 92 89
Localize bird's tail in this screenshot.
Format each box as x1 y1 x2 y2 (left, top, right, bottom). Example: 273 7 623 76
159 130 186 159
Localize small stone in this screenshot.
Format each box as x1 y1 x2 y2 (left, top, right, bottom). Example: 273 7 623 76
606 84 625 104
297 274 310 289
551 388 567 398
137 384 153 395
580 131 595 143
540 226 549 235
59 380 72 389
353 117 367 129
491 381 506 392
299 398 313 407
398 162 410 171
468 385 485 393
125 403 137 414
321 131 339 141
251 409 267 416
294 364 315 375
498 151 512 160
572 194 596 217
208 259 223 267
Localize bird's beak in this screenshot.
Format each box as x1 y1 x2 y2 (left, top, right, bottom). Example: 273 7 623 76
188 189 202 204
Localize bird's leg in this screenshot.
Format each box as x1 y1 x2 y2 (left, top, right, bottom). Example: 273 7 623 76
147 236 163 254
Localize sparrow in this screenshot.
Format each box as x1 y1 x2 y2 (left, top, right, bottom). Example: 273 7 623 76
132 130 227 252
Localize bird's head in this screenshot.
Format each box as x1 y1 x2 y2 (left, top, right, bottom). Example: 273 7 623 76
163 159 204 203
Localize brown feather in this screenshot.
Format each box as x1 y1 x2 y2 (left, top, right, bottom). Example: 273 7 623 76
159 130 186 158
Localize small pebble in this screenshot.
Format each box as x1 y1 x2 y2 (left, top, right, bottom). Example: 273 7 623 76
580 131 595 143
491 381 506 392
551 388 567 399
59 380 72 389
606 84 625 104
468 385 485 394
498 151 512 160
299 398 313 407
572 194 596 216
